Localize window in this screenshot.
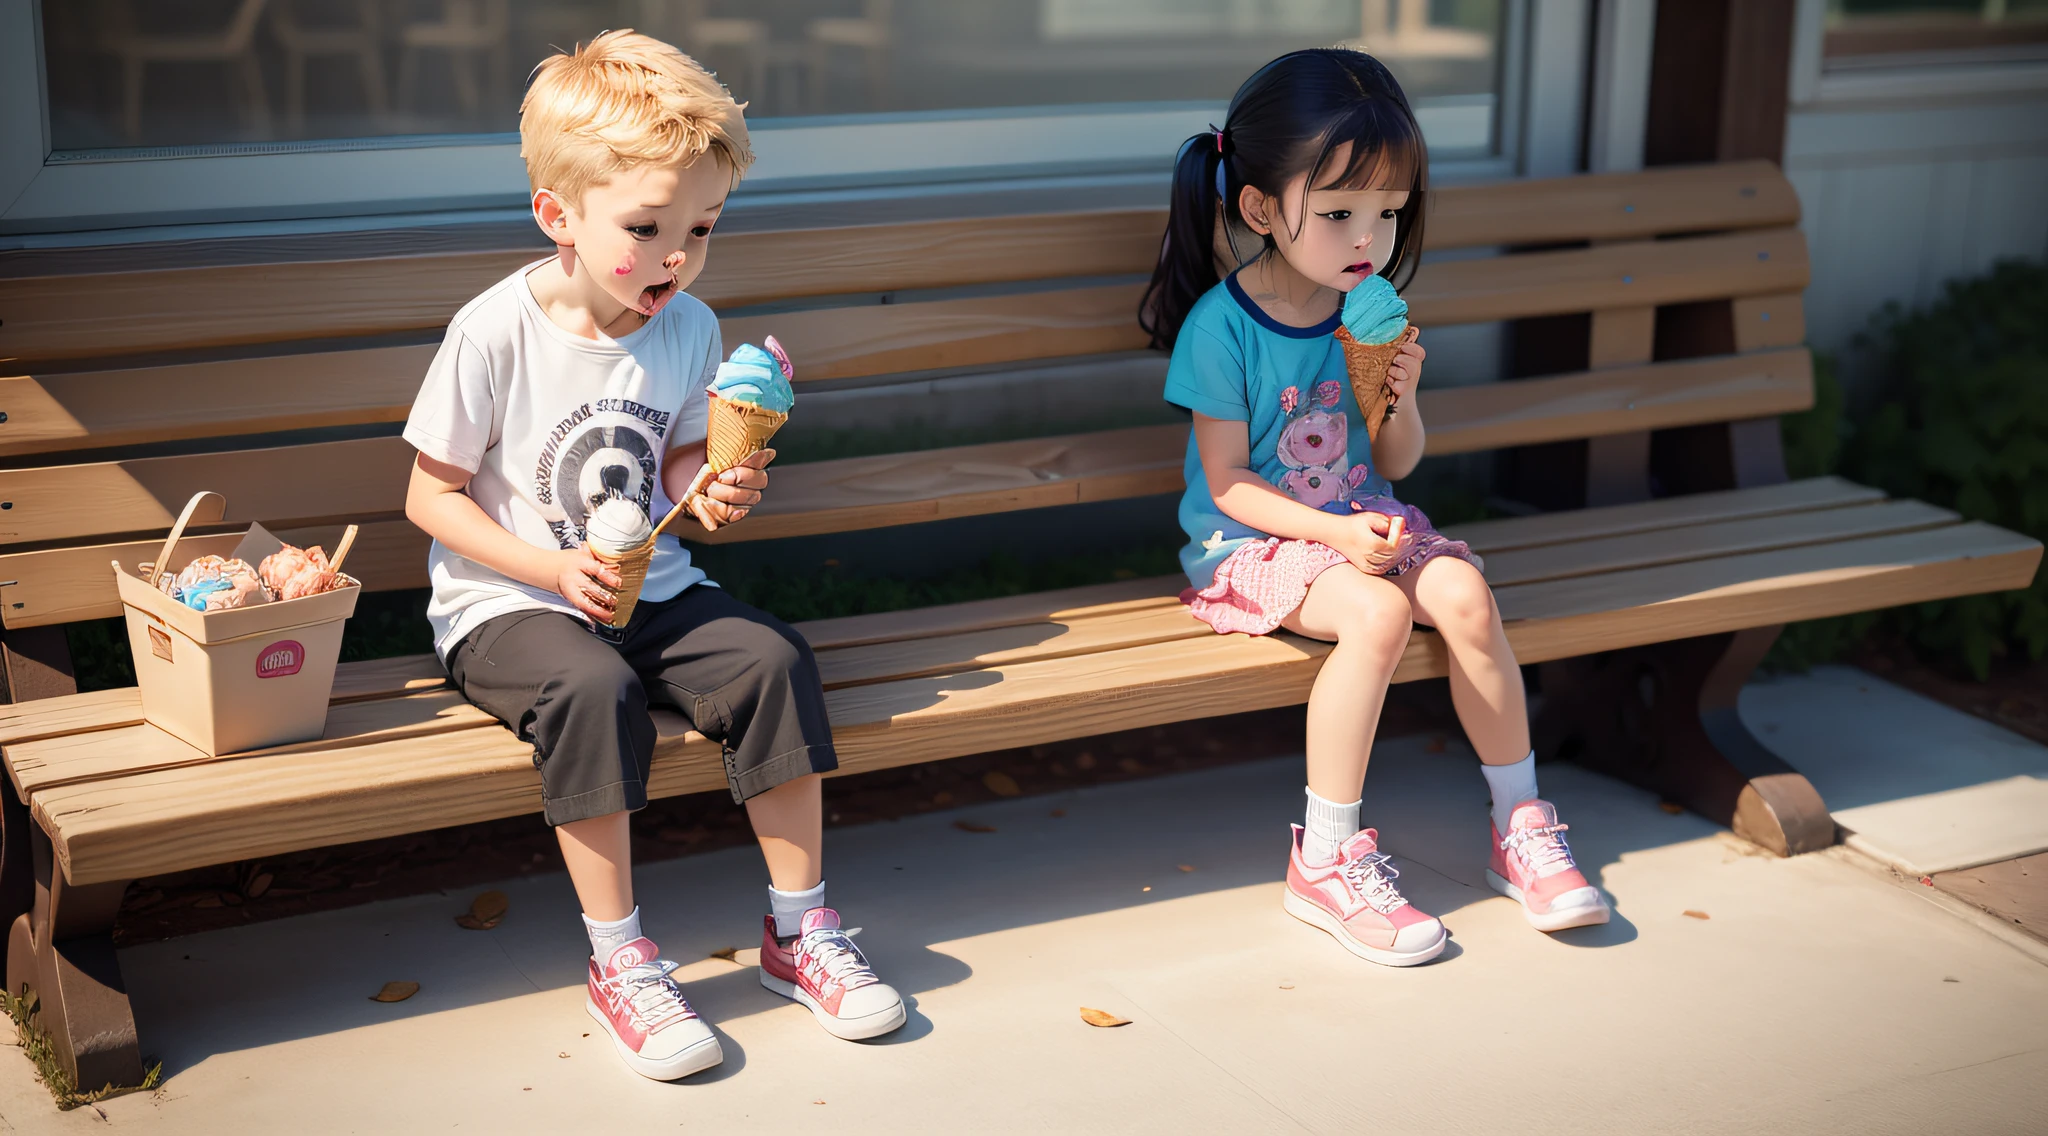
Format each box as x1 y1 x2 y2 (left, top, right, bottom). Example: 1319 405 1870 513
7 1 1517 235
1823 0 2048 67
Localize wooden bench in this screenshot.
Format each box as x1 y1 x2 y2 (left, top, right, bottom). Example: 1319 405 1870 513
0 160 2038 1089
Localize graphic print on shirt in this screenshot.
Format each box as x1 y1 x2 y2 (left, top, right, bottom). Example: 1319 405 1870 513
1274 381 1371 515
533 398 673 548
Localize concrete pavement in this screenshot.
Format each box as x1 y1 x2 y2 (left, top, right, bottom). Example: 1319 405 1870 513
3 734 2045 1134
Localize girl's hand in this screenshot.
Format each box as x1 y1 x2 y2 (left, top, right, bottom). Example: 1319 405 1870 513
688 448 775 532
1330 509 1402 574
556 549 622 623
1385 337 1426 404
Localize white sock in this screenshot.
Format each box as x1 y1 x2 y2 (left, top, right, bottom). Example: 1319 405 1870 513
1301 787 1361 867
1482 752 1540 834
768 881 825 939
583 906 642 962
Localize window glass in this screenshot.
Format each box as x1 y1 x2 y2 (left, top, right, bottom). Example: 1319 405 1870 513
39 1 1503 155
1824 0 2048 63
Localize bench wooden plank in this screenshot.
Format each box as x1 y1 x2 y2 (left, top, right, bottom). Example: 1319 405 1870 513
0 345 435 460
0 492 1995 804
5 691 497 797
0 163 1798 366
2 245 1809 465
694 423 1188 543
1 344 1809 553
1 437 415 546
0 519 422 630
1443 476 1882 553
34 517 2034 886
1408 228 1810 327
1421 347 1812 456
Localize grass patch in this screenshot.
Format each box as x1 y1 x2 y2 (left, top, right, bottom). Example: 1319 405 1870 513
3 986 160 1111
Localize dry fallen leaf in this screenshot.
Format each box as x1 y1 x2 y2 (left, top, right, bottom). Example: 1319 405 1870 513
244 872 274 899
932 791 955 806
708 946 740 962
1279 983 1295 990
1177 864 1194 873
1074 752 1097 770
558 1051 570 1058
983 771 1022 797
954 820 997 834
456 889 510 930
371 981 420 1003
1079 1007 1130 1028
1141 886 1152 892
1658 801 1685 815
1683 910 1710 920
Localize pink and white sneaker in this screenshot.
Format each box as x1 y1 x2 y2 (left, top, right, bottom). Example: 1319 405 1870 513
759 908 906 1040
586 937 724 1080
1282 825 1447 966
1488 800 1611 932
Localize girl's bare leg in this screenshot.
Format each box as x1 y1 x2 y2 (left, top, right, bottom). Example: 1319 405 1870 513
1387 556 1529 765
1282 564 1416 800
557 811 634 922
744 773 824 892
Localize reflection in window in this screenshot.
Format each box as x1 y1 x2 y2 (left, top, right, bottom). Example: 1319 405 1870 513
1824 0 2048 64
39 1 1502 155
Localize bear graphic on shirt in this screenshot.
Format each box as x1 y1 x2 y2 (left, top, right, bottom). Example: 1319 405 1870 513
1275 381 1372 514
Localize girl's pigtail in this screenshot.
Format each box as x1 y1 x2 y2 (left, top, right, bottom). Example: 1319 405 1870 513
1139 133 1227 352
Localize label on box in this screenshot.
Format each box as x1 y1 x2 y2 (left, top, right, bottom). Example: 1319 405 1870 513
256 640 305 679
148 626 173 663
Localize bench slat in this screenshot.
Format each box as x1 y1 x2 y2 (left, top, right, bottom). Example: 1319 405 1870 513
31 518 2038 886
0 343 1810 558
0 163 1797 367
0 492 1979 798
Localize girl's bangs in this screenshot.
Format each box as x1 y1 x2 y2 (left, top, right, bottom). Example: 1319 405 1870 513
1310 102 1424 193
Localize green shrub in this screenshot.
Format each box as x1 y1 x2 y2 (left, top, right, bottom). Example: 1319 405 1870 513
1769 258 2048 678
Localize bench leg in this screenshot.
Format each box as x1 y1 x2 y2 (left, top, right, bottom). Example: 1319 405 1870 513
0 778 32 968
5 819 140 1090
1536 625 1835 857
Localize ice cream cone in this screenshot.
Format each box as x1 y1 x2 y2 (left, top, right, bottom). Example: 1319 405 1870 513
589 537 656 629
1335 323 1419 442
705 392 788 473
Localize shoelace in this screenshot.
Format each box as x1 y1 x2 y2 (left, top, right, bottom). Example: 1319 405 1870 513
796 927 879 992
600 958 697 1030
1502 822 1577 877
1339 850 1410 914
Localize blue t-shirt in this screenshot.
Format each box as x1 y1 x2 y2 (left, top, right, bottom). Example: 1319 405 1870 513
1163 271 1395 588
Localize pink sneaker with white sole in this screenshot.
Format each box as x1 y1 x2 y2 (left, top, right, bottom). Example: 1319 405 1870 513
1488 800 1611 932
586 937 724 1081
1282 825 1447 966
759 908 906 1040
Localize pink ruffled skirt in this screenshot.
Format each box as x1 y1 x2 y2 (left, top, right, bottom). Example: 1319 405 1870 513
1181 497 1480 636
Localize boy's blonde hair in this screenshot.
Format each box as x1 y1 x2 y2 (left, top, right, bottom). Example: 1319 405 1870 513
520 29 754 206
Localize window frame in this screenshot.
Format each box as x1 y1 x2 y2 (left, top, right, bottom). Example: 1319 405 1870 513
1 0 1557 240
1790 0 2048 106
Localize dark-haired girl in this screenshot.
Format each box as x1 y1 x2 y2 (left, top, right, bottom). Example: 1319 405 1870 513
1143 49 1610 966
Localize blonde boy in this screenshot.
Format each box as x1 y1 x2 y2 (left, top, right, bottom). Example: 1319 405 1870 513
403 32 903 1081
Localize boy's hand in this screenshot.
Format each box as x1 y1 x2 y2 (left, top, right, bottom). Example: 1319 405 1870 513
1385 336 1426 404
556 549 622 623
688 448 775 532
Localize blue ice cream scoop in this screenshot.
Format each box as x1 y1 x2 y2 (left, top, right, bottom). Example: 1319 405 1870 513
709 342 796 414
1341 276 1409 345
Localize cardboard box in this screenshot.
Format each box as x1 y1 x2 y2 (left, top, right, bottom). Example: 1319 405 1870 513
117 492 361 756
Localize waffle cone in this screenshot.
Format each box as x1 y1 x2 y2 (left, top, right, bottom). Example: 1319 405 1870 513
705 394 788 474
1335 323 1418 442
588 538 656 629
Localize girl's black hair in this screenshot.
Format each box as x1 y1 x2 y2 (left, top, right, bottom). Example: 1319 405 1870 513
1139 48 1429 351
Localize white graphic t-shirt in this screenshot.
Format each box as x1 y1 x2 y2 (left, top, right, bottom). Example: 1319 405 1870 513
403 260 716 659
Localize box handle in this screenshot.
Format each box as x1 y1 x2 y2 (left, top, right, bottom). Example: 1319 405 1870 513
146 491 227 590
329 524 360 578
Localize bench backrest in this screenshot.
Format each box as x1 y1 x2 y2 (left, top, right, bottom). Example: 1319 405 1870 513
0 160 1811 636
